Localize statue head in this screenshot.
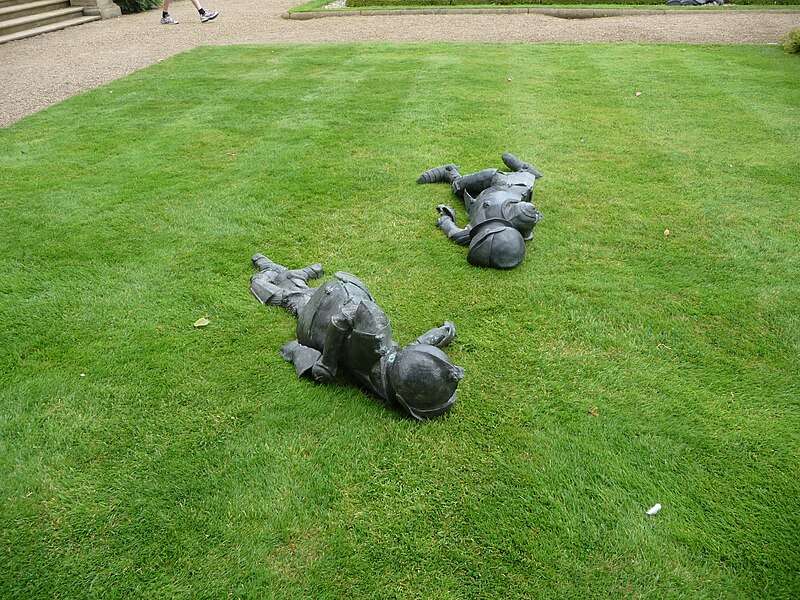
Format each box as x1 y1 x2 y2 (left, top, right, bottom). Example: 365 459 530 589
467 219 526 269
386 344 464 420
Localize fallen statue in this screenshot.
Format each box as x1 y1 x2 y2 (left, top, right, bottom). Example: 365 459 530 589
250 254 464 420
418 153 543 269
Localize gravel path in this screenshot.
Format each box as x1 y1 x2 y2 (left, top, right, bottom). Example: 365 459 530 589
1 0 799 127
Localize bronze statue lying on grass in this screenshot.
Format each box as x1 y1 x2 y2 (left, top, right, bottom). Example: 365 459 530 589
418 153 543 269
250 254 464 420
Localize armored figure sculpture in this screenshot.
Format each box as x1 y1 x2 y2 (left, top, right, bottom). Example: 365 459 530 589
418 153 543 269
249 253 464 420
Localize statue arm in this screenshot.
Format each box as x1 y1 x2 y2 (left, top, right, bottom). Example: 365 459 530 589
413 320 456 348
436 205 470 247
280 308 354 384
280 340 322 378
312 311 353 383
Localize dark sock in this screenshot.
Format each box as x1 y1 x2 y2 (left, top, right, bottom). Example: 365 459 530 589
162 11 168 17
198 8 205 14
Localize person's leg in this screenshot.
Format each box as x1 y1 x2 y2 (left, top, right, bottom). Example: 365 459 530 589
160 0 179 23
188 0 218 21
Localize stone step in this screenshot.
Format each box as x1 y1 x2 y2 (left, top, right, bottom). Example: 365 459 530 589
0 5 84 34
0 0 32 9
0 11 98 42
0 0 71 22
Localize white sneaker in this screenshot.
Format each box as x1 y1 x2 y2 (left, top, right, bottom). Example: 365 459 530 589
160 14 179 24
200 10 218 22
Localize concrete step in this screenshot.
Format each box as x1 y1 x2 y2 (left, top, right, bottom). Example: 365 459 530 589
0 12 98 42
0 0 71 22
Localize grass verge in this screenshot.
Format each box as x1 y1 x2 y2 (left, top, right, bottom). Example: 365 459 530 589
290 1 800 12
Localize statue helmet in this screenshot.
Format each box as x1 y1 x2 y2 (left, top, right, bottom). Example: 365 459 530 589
503 201 542 241
467 218 526 269
387 344 464 420
505 201 541 226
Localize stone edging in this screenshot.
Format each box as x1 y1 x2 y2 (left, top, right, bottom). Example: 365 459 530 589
283 7 800 19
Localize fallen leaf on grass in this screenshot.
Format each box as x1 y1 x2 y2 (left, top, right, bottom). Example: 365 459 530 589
587 406 599 416
194 317 210 328
635 91 642 97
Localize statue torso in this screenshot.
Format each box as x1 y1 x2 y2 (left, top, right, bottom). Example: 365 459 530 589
296 276 395 396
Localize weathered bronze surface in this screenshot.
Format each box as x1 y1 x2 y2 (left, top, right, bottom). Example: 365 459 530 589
418 153 543 269
250 254 464 420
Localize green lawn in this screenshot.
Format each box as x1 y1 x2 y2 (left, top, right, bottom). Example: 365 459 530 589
292 1 800 12
1 43 798 598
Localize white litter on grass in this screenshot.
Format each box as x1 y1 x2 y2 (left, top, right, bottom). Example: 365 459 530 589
646 503 662 515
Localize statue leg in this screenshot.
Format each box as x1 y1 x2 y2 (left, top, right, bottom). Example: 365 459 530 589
451 169 497 200
250 254 317 316
501 153 542 178
250 271 282 305
252 253 286 273
251 272 313 317
281 264 323 284
417 164 461 184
